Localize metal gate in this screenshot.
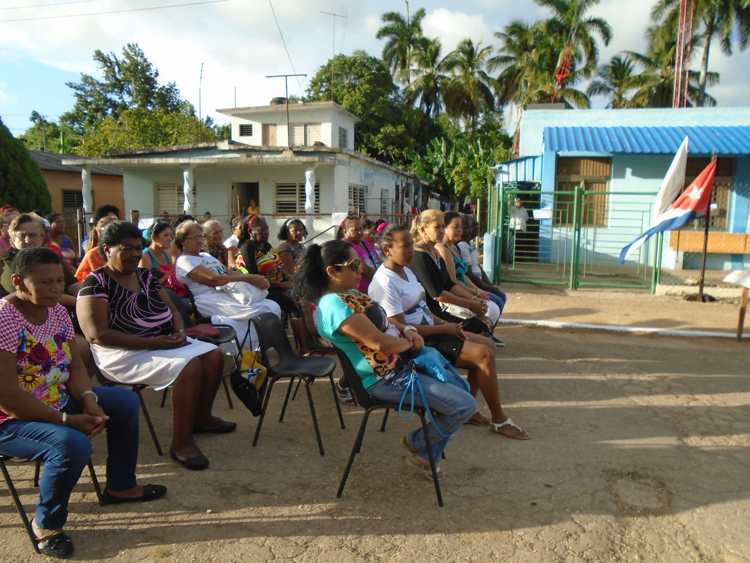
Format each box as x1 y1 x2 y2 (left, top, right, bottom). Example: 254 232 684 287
492 185 663 292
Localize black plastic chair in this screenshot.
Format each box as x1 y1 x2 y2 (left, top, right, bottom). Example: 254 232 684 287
332 348 444 507
0 455 103 554
251 313 340 456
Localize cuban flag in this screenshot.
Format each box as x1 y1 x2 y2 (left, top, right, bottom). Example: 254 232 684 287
619 158 717 264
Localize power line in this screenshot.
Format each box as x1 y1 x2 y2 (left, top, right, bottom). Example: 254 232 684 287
1 0 98 11
0 0 229 23
267 0 304 95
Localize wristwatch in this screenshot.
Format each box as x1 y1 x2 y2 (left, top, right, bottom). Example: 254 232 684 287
81 390 99 404
403 325 418 334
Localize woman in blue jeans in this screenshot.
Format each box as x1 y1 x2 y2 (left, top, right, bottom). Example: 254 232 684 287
295 240 476 479
0 248 166 559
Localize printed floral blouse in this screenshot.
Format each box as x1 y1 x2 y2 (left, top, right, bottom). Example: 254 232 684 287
0 299 73 425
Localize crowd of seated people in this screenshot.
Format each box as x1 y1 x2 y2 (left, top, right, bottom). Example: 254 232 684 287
0 202 524 558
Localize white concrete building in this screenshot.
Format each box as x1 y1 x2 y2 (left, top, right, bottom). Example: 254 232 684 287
66 101 422 238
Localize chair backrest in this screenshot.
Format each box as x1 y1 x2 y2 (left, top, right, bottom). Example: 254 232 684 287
252 313 297 374
332 347 377 408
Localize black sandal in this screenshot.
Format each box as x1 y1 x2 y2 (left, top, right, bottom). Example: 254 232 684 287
193 420 237 434
170 448 210 471
101 484 168 505
37 532 74 559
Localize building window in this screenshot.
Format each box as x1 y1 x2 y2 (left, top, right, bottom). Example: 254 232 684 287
291 123 322 146
239 124 253 137
683 157 735 231
554 157 611 227
62 190 83 212
274 182 320 214
348 184 367 215
380 188 392 215
338 126 349 150
156 182 196 215
262 124 277 146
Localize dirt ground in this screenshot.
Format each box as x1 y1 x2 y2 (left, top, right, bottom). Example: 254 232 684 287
1 290 749 562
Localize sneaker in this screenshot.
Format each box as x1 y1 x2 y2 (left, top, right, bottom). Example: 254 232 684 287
335 380 354 404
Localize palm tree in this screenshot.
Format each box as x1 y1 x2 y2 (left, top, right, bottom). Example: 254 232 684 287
587 55 640 107
442 39 496 132
490 21 590 109
376 8 426 85
535 0 613 76
652 0 750 105
405 38 452 117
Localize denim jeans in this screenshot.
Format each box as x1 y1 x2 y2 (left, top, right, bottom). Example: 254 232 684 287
0 386 140 530
487 290 506 316
368 368 476 463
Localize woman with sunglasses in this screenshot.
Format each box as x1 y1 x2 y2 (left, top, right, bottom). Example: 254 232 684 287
295 240 477 479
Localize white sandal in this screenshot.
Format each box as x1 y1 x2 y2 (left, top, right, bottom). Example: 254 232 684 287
490 418 529 440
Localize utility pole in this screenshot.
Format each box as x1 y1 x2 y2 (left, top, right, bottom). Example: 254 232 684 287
199 62 204 120
234 86 237 108
266 73 307 148
321 10 346 100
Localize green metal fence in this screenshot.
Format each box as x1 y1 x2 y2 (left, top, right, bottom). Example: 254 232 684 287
491 186 663 292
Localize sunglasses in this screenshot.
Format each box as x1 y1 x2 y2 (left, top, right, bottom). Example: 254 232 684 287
334 258 361 272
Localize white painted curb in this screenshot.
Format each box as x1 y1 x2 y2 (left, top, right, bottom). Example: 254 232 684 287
499 318 748 340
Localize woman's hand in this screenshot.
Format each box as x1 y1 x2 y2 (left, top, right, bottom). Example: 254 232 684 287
245 274 270 290
469 299 487 316
152 334 188 349
444 323 466 340
67 413 108 437
403 330 424 351
81 397 108 437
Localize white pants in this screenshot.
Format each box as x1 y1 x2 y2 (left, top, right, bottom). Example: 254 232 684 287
441 298 499 328
194 293 281 350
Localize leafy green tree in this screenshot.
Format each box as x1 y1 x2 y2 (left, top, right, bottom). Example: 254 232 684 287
376 7 426 85
652 0 749 106
62 43 183 133
19 111 80 153
74 107 216 157
0 117 51 212
587 55 640 107
442 39 496 132
405 38 451 117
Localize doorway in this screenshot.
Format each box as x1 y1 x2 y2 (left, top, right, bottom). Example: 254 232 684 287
231 182 259 217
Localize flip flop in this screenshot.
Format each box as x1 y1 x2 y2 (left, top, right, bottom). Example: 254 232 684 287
101 484 168 505
490 418 530 440
37 532 74 559
465 412 490 426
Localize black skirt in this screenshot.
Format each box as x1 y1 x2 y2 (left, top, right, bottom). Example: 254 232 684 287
424 334 465 364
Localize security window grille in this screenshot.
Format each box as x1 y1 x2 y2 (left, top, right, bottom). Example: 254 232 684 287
554 157 611 227
338 126 349 150
62 190 83 211
156 182 197 216
274 182 320 214
239 124 253 137
348 184 367 215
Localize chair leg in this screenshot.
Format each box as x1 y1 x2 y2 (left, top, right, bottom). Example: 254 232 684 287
222 375 234 409
328 373 346 430
418 412 444 508
160 388 169 408
252 378 276 447
87 461 103 506
33 460 40 488
135 387 163 457
337 409 372 498
279 377 295 423
379 408 390 432
291 377 302 401
0 459 41 554
304 380 325 456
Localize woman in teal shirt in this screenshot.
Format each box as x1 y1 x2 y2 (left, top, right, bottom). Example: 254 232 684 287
295 240 476 479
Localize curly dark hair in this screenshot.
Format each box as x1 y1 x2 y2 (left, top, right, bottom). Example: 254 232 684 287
12 247 62 277
99 221 144 248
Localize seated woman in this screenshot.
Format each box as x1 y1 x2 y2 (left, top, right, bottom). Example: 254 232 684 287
237 215 298 318
277 218 307 278
409 210 493 338
337 217 381 293
75 214 117 283
203 219 237 268
174 220 281 350
1 214 77 309
437 211 502 328
76 221 235 471
458 214 507 310
296 240 477 478
369 225 528 438
139 220 188 300
0 248 167 559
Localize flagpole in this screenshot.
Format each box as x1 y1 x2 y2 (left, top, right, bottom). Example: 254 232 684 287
697 154 718 302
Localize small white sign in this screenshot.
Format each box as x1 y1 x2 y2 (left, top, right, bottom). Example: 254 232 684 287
532 207 553 220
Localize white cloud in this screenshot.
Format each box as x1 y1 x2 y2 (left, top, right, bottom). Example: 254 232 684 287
423 8 493 53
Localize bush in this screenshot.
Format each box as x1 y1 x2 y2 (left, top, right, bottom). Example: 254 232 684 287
0 117 51 212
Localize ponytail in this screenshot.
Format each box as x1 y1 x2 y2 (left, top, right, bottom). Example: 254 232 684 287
293 240 351 303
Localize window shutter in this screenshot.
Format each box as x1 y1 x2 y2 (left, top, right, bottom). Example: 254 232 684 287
338 127 349 150
291 124 305 146
348 184 366 214
275 183 320 214
239 124 253 137
62 190 83 211
307 123 322 145
156 183 197 215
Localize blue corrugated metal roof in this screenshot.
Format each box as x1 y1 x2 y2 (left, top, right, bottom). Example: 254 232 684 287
544 125 750 155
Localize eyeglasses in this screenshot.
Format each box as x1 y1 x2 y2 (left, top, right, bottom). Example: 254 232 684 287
334 258 361 272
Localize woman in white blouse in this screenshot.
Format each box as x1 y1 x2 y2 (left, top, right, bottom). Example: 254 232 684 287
368 224 528 439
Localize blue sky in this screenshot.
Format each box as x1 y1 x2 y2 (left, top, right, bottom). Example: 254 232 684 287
1 0 749 138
